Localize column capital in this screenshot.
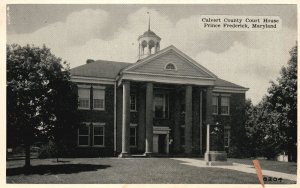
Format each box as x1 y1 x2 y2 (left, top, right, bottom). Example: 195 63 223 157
122 80 130 85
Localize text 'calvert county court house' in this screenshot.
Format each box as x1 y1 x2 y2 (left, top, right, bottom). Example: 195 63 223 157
70 24 248 157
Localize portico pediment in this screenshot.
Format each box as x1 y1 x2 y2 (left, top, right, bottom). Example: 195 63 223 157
119 45 217 86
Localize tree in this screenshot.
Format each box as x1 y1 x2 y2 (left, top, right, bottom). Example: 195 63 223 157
7 44 79 167
245 44 297 161
266 44 297 161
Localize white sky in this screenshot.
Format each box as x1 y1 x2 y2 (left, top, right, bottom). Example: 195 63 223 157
6 4 297 104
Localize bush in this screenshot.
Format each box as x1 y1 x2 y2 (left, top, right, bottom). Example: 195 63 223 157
38 142 58 159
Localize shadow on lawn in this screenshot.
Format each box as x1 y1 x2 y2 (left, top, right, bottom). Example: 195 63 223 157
7 163 111 176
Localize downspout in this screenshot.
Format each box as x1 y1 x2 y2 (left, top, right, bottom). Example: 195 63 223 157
114 81 117 155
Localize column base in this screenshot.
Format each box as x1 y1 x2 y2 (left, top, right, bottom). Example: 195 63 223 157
205 151 227 162
118 152 131 158
143 152 153 157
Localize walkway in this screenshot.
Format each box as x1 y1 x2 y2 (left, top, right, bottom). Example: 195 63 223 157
172 158 297 182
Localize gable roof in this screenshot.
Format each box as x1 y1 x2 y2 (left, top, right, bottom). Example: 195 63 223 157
71 60 132 79
124 45 217 79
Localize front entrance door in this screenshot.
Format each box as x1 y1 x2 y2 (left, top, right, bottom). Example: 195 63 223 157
158 134 166 154
153 126 171 154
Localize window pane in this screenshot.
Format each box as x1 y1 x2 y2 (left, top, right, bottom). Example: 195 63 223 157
221 97 229 106
94 126 104 135
79 99 89 108
130 95 136 110
78 88 90 98
79 126 89 135
94 89 105 99
130 127 136 136
130 127 136 146
130 137 136 146
221 106 229 114
166 63 175 70
94 99 104 109
79 136 89 145
94 135 104 145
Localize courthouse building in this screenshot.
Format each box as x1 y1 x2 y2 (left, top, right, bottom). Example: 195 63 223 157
70 25 248 157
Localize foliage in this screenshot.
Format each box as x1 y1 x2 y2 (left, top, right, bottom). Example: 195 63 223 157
245 44 297 161
7 44 80 166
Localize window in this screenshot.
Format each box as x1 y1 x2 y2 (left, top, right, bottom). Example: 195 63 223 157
212 96 218 114
165 63 176 70
130 126 137 147
93 89 105 110
153 93 169 119
224 129 230 148
78 87 90 109
180 126 185 146
130 94 137 111
78 125 90 146
221 96 230 115
93 125 104 146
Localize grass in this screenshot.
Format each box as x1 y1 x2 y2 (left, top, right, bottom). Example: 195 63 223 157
7 158 296 184
229 158 297 174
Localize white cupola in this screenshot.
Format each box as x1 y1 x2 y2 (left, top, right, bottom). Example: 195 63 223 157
138 14 161 60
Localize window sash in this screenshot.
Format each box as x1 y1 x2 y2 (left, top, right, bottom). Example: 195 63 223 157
221 97 230 115
212 96 218 114
79 98 90 109
130 94 136 111
129 127 136 146
93 89 105 110
78 126 90 146
93 125 104 146
94 99 104 109
153 93 169 119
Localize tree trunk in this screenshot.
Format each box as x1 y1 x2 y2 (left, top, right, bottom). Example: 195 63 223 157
25 143 31 168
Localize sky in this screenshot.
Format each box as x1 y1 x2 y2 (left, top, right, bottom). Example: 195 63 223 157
6 4 297 104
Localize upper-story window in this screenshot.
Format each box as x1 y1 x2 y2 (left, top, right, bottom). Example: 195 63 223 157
153 93 169 119
78 86 90 110
165 63 176 70
221 96 230 115
212 96 218 115
93 88 105 110
130 94 137 111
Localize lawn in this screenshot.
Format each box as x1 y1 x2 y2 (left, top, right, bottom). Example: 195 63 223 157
6 158 296 184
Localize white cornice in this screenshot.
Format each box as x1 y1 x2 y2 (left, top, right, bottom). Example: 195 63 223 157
71 76 115 85
125 71 216 80
213 86 249 94
118 72 215 86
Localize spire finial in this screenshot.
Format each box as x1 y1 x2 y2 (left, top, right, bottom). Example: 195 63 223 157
147 11 150 31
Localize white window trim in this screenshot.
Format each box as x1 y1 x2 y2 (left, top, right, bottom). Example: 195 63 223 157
78 123 90 147
221 96 230 115
130 94 137 112
93 89 105 111
212 95 219 115
164 63 177 71
129 125 137 147
93 123 105 147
